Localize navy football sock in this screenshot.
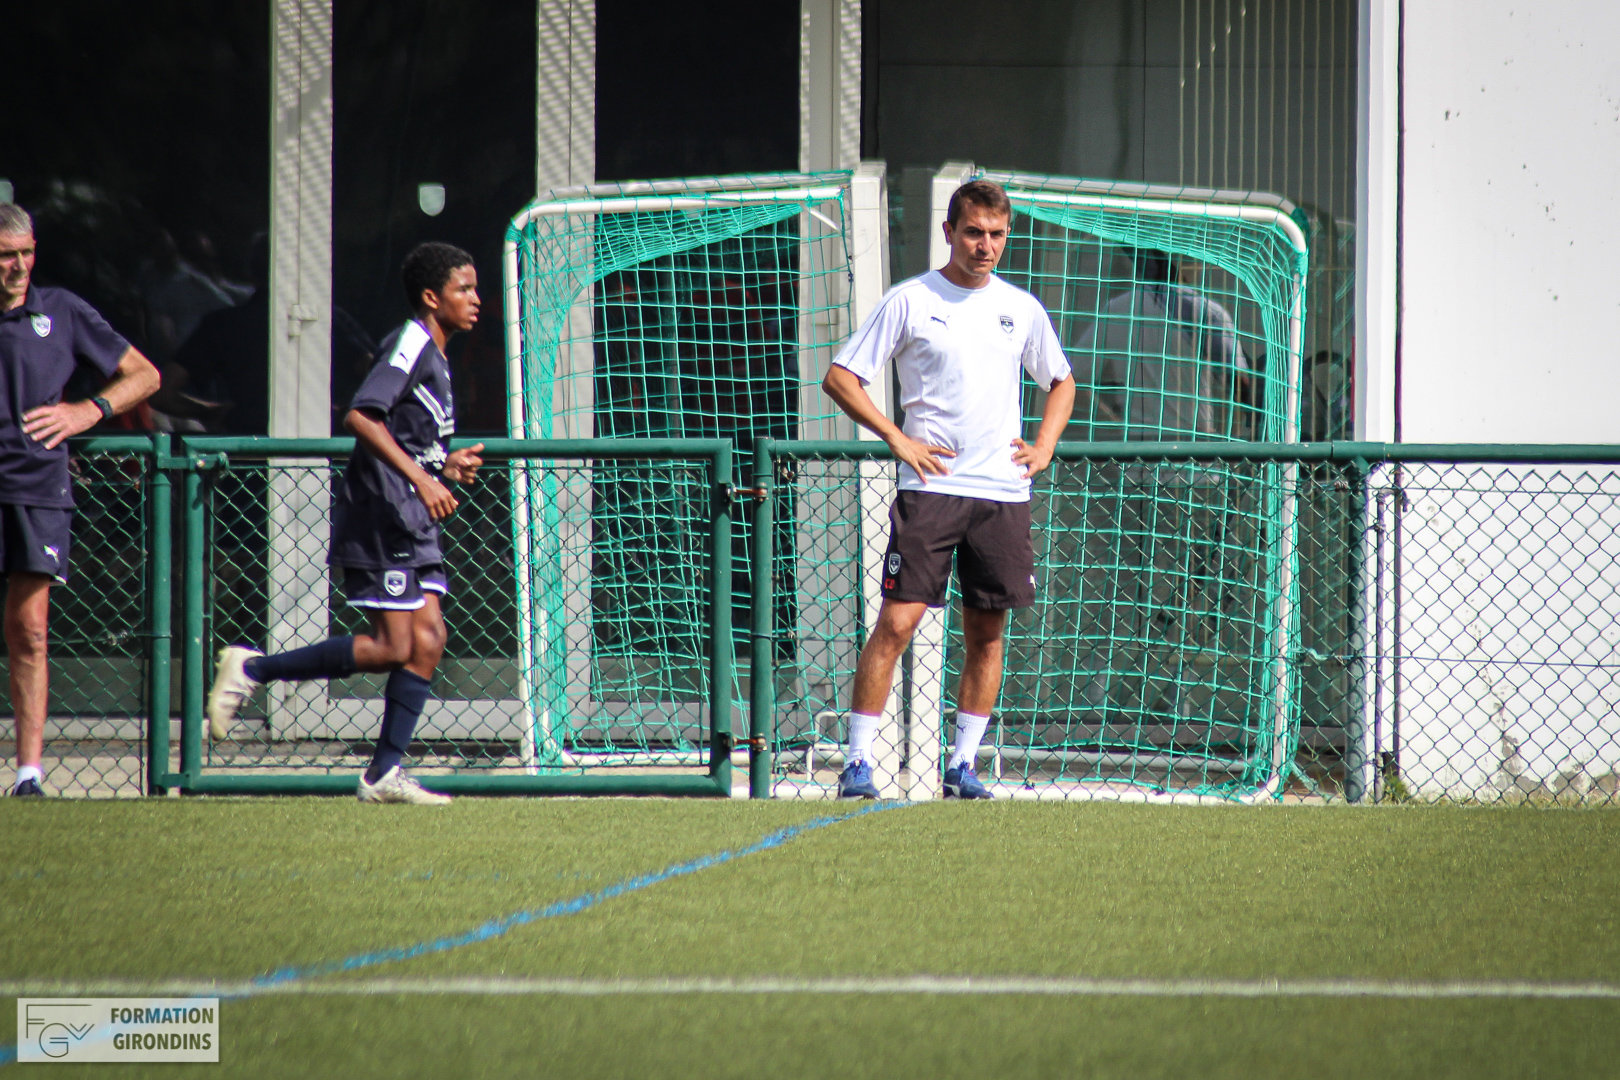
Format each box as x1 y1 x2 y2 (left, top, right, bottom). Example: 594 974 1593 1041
245 637 357 683
365 668 434 784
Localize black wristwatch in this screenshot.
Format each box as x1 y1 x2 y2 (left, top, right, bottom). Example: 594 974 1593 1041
91 396 114 420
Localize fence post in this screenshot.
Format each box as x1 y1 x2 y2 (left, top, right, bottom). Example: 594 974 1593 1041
146 435 173 795
179 447 207 790
709 441 734 795
1344 455 1377 802
750 439 775 797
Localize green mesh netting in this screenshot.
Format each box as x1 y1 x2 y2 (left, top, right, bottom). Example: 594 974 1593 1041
506 175 857 769
985 173 1309 797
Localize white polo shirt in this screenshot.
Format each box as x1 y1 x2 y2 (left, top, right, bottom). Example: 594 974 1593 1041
831 269 1072 502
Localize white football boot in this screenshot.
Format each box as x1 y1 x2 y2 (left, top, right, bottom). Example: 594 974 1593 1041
206 646 264 740
356 766 452 806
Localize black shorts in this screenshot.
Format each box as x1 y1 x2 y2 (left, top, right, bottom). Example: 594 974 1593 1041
881 491 1036 610
0 504 73 584
340 563 448 611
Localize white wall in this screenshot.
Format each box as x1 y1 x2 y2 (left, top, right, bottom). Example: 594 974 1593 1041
1401 0 1620 443
1390 0 1620 797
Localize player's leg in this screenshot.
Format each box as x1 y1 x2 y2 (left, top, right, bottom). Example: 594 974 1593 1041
206 630 358 741
207 565 429 738
357 571 450 805
363 596 446 782
4 572 52 796
350 608 418 671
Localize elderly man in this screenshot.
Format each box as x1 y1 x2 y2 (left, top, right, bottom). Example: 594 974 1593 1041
0 204 160 795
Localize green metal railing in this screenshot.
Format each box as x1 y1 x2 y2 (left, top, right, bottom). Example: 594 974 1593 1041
163 437 735 797
748 439 1620 804
23 436 1620 803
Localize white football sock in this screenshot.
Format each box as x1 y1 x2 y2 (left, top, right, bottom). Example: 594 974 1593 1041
15 764 43 786
845 712 880 765
949 712 991 769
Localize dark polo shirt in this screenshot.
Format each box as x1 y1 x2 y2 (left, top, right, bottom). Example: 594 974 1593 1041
0 286 128 507
330 318 455 569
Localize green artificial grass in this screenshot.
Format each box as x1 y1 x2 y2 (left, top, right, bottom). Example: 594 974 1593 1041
3 799 1618 1079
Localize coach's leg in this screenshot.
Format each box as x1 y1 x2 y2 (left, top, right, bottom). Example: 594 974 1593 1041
946 606 1007 787
839 599 926 770
957 606 1007 718
852 599 929 715
5 573 52 786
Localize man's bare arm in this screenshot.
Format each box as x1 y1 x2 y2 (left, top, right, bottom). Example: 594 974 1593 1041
1011 373 1077 479
822 364 955 479
22 346 161 449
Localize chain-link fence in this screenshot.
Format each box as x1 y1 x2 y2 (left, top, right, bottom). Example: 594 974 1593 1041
26 436 738 797
751 441 1620 805
174 437 736 797
21 438 1620 804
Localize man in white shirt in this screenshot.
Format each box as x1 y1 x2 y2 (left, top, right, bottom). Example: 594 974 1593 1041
823 179 1076 799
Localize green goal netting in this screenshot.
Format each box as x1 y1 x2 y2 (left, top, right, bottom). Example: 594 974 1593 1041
765 169 1309 801
503 171 881 771
977 169 1309 799
506 165 1308 799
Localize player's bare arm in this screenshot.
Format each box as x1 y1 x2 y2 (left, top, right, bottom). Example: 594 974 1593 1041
822 364 955 479
1011 373 1076 479
22 346 160 450
441 443 485 485
344 407 459 521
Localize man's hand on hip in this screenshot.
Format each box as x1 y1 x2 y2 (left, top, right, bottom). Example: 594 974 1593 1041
887 432 955 481
1011 437 1055 479
23 401 101 450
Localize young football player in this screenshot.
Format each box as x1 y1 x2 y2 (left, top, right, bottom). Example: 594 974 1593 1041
205 242 485 804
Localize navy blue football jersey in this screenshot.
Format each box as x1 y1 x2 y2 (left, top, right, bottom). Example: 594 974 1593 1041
329 319 455 569
0 286 129 507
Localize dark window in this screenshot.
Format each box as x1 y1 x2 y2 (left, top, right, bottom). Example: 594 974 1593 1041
596 0 798 181
12 1 270 431
333 0 538 436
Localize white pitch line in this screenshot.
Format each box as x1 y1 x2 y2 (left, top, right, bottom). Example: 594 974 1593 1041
2 976 1619 1001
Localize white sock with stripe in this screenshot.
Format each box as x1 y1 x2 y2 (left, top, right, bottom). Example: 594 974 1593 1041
844 712 880 766
949 712 991 770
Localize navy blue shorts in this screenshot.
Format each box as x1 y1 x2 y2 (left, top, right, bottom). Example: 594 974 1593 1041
340 563 448 611
0 504 73 584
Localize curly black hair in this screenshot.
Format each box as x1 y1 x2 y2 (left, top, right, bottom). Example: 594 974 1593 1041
401 241 474 311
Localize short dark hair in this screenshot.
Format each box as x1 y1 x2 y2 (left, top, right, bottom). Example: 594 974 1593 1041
945 180 1012 225
402 242 474 310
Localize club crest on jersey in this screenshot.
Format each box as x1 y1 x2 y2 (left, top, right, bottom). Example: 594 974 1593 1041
30 314 51 338
887 552 902 575
998 315 1014 334
384 570 408 597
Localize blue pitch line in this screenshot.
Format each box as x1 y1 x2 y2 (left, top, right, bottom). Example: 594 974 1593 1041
0 800 907 1066
252 800 905 986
